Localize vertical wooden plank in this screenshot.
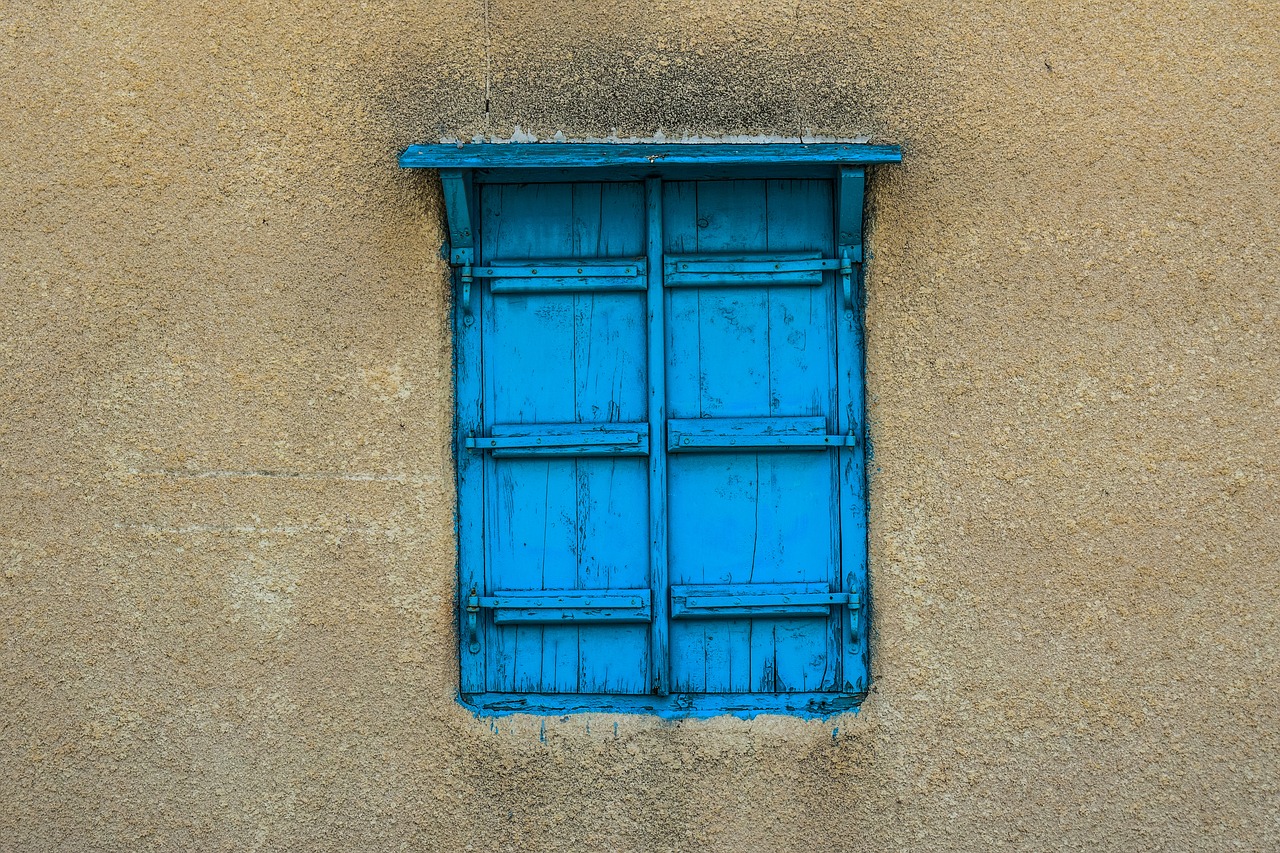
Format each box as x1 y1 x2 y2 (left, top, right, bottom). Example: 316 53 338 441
540 458 581 694
570 180 651 694
456 180 485 694
569 180 648 430
692 181 770 419
563 183 602 692
571 181 646 430
480 241 506 692
571 284 649 692
664 181 715 692
762 179 841 693
596 182 646 258
646 176 670 696
836 167 870 693
663 183 702 420
690 180 765 693
487 184 576 425
485 462 531 693
667 453 755 693
753 455 838 692
575 456 650 693
569 181 602 257
488 459 579 693
764 179 835 418
663 181 710 691
483 183 576 693
664 181 753 693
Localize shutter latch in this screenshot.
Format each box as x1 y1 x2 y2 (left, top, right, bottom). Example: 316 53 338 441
465 587 481 653
839 248 854 310
458 260 474 321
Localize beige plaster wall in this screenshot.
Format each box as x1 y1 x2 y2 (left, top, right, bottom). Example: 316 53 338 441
2 1 1277 850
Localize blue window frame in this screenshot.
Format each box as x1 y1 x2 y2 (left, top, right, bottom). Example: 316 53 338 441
399 143 902 718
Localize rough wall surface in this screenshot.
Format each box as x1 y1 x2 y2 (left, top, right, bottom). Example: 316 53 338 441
2 1 1277 850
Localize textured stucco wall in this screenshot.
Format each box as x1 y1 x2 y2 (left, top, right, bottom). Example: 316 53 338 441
3 1 1278 850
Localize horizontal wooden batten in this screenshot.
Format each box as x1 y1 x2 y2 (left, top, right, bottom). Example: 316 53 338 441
489 279 645 294
478 258 647 294
481 589 652 624
671 583 859 619
667 416 855 452
468 422 649 456
670 434 855 451
665 252 838 287
476 259 644 278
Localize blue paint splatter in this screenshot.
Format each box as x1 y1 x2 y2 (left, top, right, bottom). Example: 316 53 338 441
831 727 839 742
613 722 618 738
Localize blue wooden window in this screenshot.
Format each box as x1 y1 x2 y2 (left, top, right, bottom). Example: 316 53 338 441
399 144 902 718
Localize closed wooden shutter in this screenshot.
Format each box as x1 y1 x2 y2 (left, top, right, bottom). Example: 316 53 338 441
457 175 868 706
664 179 856 694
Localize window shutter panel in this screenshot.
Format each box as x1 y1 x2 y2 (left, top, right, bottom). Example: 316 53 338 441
470 182 653 695
664 179 851 694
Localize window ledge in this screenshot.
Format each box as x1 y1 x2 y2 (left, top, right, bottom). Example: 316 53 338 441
460 691 867 721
